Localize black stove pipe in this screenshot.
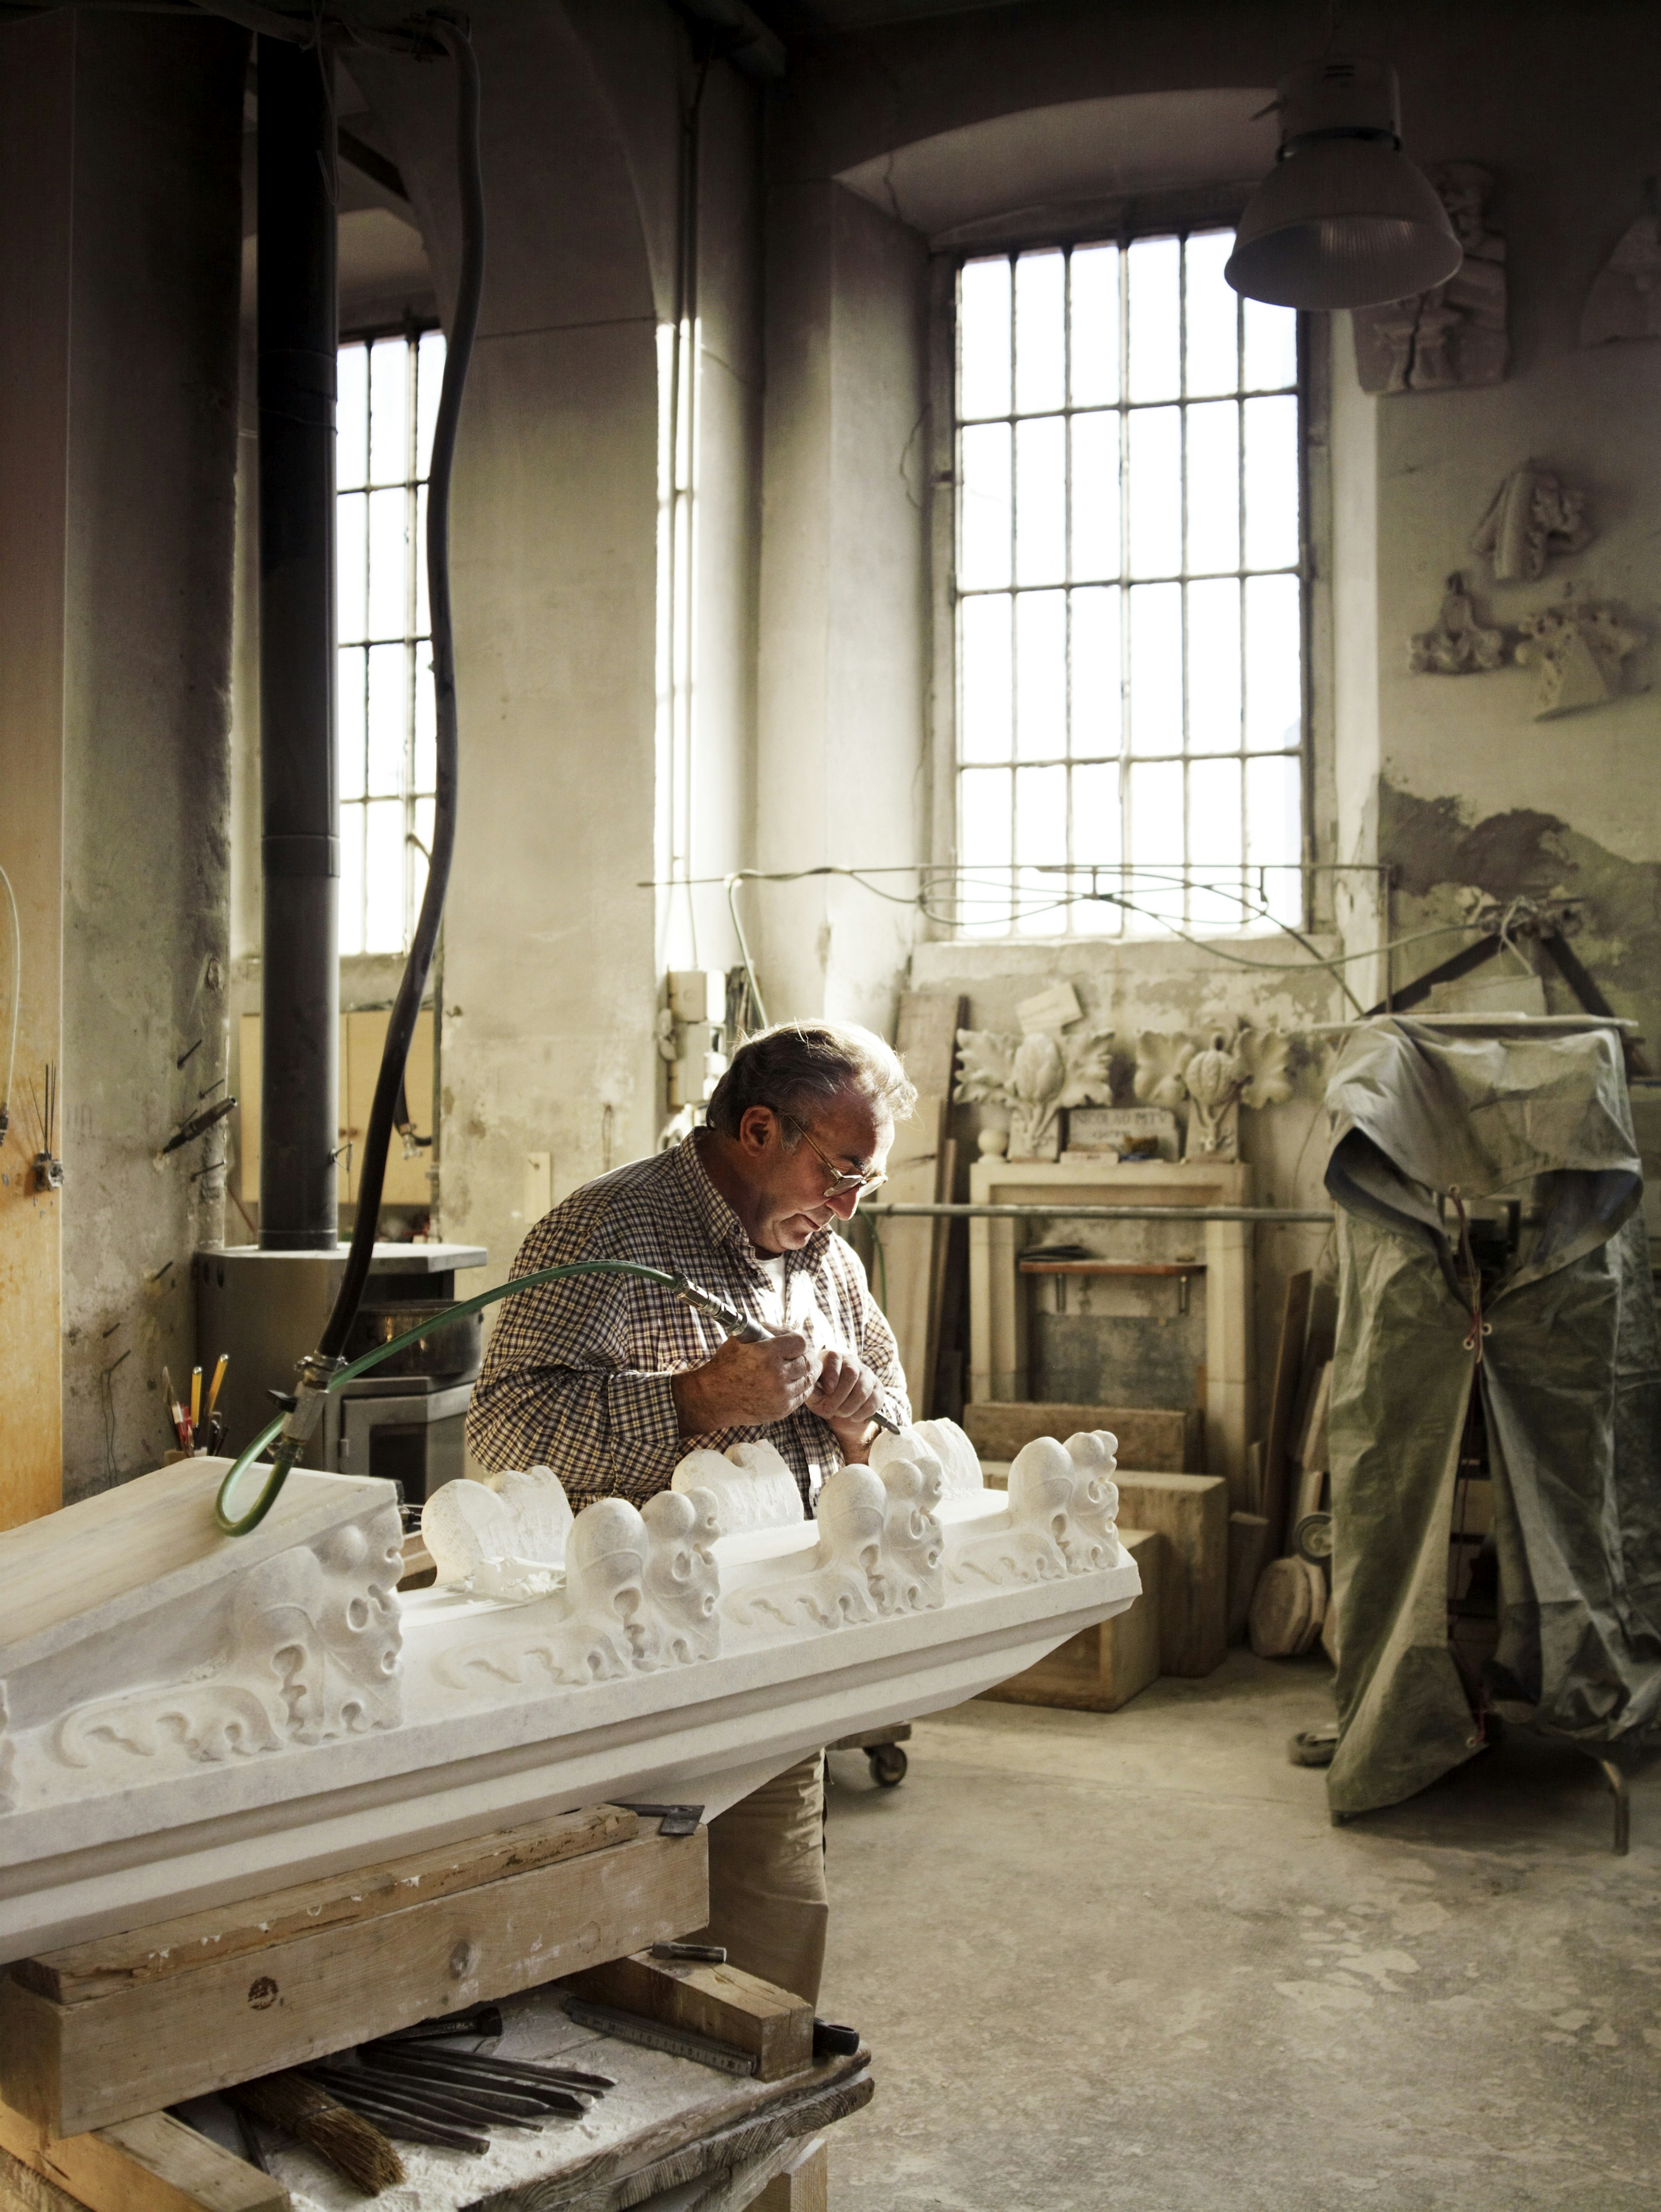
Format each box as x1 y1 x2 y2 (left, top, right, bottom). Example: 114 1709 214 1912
257 33 339 1251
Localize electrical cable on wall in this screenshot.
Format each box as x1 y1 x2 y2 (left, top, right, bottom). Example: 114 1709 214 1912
0 862 19 1152
686 861 1491 1027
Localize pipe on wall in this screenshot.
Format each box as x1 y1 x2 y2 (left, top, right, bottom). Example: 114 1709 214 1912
256 32 338 1251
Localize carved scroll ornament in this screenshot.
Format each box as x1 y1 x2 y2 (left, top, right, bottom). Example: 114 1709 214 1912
52 1511 404 1772
1470 464 1590 583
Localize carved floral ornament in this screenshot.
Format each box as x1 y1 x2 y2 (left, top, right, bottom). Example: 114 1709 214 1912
1134 1023 1293 1161
1407 458 1643 717
953 982 1299 1165
954 980 1113 1162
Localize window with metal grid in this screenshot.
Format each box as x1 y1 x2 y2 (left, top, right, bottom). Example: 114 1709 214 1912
335 327 446 955
953 230 1304 939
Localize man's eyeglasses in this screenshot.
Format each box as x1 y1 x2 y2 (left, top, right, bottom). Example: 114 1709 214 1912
777 1111 887 1199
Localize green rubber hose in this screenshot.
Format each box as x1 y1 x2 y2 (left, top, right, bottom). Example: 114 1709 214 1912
212 1257 727 1536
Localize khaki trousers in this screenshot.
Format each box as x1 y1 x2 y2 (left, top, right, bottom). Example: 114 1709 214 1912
689 1752 827 2007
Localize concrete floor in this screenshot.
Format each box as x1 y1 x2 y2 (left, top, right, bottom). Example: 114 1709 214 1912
820 1654 1661 2212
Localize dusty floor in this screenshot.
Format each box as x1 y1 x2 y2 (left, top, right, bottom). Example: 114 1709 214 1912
820 1654 1661 2212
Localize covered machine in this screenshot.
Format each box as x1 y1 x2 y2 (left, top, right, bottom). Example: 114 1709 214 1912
1322 1016 1661 1820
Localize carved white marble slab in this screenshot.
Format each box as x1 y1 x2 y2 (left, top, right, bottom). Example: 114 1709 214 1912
0 1421 1136 1960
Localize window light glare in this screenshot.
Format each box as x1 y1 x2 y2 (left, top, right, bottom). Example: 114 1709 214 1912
1225 58 1462 311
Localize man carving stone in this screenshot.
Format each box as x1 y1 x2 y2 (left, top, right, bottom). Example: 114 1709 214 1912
467 1022 916 2005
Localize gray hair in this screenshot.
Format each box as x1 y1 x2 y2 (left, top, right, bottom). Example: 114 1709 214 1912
705 1021 917 1141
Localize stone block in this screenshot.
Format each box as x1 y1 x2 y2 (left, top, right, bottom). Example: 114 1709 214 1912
979 1528 1164 1712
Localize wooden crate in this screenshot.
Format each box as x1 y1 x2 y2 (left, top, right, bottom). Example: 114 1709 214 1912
979 1528 1163 1713
963 1401 1199 1471
0 1806 708 2137
1113 1472 1228 1678
982 1466 1229 1680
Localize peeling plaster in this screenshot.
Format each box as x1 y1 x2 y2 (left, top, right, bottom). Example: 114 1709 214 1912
1379 779 1661 1051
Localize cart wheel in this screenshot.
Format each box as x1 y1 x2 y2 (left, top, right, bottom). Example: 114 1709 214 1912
866 1744 908 1789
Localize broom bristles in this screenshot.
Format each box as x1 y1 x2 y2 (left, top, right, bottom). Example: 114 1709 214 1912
226 2070 407 2195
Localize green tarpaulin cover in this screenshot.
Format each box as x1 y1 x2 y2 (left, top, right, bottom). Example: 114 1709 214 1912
1323 1018 1661 1817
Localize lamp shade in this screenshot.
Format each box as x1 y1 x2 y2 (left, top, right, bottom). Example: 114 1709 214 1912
1225 58 1462 311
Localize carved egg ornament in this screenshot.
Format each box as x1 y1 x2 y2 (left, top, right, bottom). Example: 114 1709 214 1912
1183 1032 1247 1112
1012 1029 1065 1103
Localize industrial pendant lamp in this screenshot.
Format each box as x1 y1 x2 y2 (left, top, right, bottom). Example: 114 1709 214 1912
1225 57 1462 310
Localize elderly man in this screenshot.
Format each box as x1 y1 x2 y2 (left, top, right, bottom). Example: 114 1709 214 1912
466 1020 917 2005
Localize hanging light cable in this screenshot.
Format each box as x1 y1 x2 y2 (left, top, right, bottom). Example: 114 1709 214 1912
1226 56 1461 310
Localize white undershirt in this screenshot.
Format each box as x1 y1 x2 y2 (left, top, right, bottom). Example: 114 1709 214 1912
754 1250 789 1327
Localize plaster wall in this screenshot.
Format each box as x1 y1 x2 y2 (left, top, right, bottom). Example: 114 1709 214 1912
1353 50 1661 1050
51 18 244 1500
754 180 930 1030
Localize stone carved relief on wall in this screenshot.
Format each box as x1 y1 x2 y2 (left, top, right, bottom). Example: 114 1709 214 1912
49 1513 404 1773
956 981 1113 1162
1134 1025 1293 1160
1469 465 1591 583
1582 190 1661 346
1515 599 1642 718
1408 577 1641 718
1408 574 1507 676
1353 163 1507 393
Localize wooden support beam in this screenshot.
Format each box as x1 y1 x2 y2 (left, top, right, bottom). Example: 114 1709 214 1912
1 1824 707 2135
17 1805 637 2006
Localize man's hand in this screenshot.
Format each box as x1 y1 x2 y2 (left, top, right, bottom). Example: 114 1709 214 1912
672 1330 811 1437
805 1348 884 1463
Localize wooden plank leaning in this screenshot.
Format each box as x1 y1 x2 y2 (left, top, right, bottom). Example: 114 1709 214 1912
0 2102 286 2212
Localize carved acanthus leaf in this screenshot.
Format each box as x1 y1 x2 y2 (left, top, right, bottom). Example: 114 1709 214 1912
954 1028 1019 1105
1236 1024 1294 1111
1134 1031 1197 1109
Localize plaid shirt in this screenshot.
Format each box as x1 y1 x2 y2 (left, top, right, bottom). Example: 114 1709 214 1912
465 1134 909 1512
